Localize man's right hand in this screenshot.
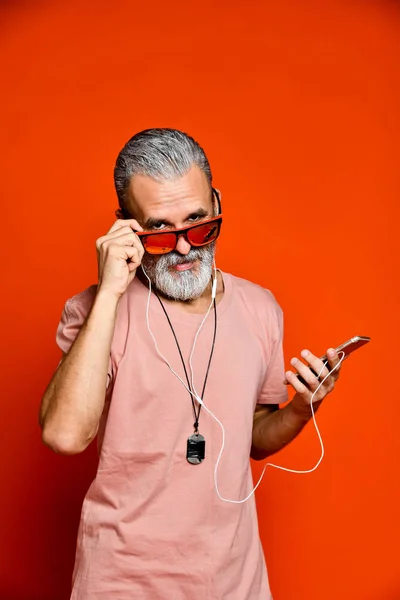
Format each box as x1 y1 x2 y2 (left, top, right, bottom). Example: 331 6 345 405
96 219 145 298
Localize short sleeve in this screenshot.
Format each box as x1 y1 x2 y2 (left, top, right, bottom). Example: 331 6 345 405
56 285 113 388
257 299 288 405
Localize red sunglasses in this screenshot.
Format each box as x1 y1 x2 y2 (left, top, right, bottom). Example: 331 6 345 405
135 215 222 255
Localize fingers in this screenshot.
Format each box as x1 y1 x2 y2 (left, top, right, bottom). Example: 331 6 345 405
96 230 145 262
103 240 143 274
290 356 322 392
285 370 311 396
295 348 341 383
97 226 141 246
285 345 343 417
96 219 146 297
285 357 326 408
300 349 330 382
285 346 343 407
107 218 144 235
123 244 143 271
324 348 341 379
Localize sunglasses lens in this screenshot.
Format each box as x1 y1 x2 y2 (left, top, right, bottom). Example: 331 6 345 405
188 221 220 246
142 233 176 254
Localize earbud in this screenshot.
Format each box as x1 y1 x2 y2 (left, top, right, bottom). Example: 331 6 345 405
212 276 218 299
211 262 218 299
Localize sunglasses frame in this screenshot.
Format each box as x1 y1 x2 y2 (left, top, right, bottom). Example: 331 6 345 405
131 187 223 255
136 215 223 254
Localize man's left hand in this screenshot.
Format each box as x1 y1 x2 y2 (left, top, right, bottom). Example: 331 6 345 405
285 348 341 419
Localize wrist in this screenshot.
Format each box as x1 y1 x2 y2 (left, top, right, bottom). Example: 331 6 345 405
91 287 121 321
288 394 322 424
96 286 123 305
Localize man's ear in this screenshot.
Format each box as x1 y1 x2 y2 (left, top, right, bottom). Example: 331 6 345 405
213 188 222 216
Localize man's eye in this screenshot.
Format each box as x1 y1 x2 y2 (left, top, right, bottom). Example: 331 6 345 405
152 223 167 231
188 215 202 222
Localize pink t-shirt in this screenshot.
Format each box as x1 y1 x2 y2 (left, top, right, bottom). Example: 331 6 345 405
56 272 288 600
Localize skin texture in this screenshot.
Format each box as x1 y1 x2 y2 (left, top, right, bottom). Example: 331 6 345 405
251 348 341 460
40 165 341 456
116 166 224 313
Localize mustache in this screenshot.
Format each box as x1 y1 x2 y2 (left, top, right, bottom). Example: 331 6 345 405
157 247 211 267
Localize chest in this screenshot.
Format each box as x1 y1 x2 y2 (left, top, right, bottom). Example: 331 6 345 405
101 305 269 464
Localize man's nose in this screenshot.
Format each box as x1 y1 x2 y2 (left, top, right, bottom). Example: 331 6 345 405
175 235 191 255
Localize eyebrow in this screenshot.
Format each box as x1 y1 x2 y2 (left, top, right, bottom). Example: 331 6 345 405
144 208 209 230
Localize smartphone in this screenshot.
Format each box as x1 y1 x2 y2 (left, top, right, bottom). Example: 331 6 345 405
293 335 370 385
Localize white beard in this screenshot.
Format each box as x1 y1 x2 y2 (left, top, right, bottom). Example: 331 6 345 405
141 242 216 301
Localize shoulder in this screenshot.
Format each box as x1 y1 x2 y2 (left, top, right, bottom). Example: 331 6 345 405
224 271 282 315
224 272 285 346
62 284 98 320
56 284 98 353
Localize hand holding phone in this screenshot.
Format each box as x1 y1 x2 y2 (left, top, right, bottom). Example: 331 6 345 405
293 335 370 385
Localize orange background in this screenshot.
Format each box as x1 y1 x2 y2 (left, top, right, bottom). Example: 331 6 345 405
0 1 399 599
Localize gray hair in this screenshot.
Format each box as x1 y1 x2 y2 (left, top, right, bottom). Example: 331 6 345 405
114 128 213 210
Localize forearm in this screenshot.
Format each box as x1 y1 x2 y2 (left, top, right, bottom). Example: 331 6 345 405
40 289 120 454
251 400 319 461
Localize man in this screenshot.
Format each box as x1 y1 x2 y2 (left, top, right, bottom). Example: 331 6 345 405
40 128 341 600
